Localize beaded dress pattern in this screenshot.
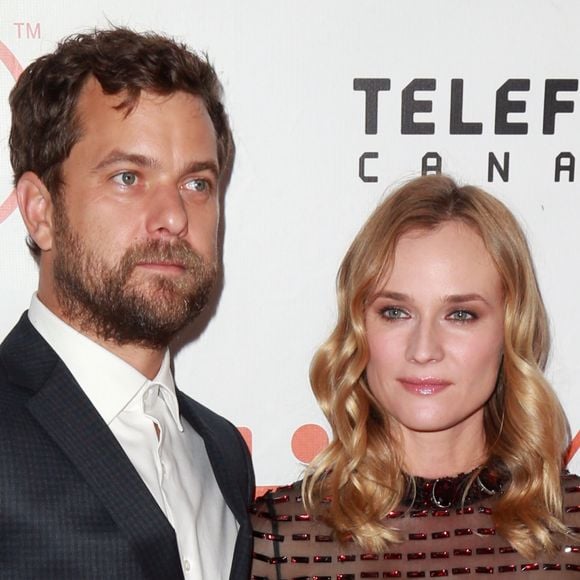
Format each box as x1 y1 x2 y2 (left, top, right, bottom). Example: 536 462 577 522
251 472 580 579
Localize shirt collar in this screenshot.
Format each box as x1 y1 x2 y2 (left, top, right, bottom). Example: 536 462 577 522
148 353 183 431
27 293 181 428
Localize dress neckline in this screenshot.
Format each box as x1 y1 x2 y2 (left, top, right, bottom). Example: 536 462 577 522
403 463 507 510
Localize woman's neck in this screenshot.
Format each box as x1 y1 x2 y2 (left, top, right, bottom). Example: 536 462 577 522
401 418 488 478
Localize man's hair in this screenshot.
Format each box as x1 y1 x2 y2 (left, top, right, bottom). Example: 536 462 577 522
9 27 233 256
303 174 571 558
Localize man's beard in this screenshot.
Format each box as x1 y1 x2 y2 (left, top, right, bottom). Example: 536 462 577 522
52 210 218 349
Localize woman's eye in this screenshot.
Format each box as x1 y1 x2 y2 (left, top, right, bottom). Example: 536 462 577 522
381 307 409 320
448 310 475 322
113 172 137 186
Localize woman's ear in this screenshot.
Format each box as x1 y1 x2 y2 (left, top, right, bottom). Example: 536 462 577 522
15 172 54 252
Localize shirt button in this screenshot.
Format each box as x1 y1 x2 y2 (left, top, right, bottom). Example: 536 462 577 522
183 559 191 572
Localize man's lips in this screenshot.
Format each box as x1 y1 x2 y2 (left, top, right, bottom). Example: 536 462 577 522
398 377 452 395
135 261 187 274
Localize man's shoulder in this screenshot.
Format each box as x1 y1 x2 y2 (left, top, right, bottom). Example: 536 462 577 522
1 311 53 359
1 310 34 338
0 312 58 392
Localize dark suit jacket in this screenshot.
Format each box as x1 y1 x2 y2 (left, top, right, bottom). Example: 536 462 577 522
0 313 254 579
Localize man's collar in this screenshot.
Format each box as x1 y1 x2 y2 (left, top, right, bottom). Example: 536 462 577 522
150 353 183 431
27 293 179 426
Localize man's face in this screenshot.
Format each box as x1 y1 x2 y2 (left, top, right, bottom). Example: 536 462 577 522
46 79 220 348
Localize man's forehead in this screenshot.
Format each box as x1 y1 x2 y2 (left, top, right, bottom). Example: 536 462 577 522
67 79 219 174
77 76 125 108
76 77 209 120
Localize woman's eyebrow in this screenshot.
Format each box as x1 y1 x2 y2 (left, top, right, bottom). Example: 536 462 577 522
444 293 489 305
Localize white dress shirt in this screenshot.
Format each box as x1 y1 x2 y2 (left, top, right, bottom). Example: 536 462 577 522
28 294 238 579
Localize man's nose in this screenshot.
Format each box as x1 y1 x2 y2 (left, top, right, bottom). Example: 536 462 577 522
146 184 188 239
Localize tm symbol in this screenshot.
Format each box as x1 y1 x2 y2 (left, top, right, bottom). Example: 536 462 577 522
14 22 41 40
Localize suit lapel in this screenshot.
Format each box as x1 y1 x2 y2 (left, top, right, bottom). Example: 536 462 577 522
178 393 254 579
2 315 183 580
177 394 248 524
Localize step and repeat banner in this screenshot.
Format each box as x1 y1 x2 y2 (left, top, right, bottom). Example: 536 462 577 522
0 1 578 491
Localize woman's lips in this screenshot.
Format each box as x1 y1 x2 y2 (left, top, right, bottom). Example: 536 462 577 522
398 377 452 395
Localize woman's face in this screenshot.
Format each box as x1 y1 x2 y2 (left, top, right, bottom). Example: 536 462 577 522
365 221 504 445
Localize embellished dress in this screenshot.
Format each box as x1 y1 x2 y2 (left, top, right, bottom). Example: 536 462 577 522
251 471 580 579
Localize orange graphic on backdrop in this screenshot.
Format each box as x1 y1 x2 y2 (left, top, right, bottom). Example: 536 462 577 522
253 423 330 497
0 41 23 224
237 426 252 454
291 423 329 464
566 430 580 466
251 425 580 498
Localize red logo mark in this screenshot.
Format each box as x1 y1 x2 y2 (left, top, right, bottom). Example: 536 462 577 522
0 41 23 224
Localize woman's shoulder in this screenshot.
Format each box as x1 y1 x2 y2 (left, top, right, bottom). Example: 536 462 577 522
251 479 331 531
253 480 304 505
562 471 580 529
250 480 337 568
562 471 580 491
250 475 580 577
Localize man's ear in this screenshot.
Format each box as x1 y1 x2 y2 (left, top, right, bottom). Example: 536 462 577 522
15 172 55 252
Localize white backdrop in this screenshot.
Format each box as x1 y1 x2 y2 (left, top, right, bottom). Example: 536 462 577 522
0 1 578 493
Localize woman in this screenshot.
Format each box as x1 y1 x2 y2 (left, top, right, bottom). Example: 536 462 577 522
251 175 580 578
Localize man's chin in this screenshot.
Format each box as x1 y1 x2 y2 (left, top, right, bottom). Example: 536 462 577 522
58 286 201 349
127 269 201 297
109 285 212 345
96 308 194 349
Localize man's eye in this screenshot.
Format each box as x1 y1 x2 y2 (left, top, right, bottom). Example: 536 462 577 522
183 178 208 192
113 172 137 186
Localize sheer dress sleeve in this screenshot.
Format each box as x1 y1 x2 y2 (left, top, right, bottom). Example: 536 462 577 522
251 475 580 579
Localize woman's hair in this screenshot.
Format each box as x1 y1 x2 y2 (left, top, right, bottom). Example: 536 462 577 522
303 174 571 558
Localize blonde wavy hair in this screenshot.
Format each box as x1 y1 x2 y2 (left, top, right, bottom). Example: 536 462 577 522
303 174 571 558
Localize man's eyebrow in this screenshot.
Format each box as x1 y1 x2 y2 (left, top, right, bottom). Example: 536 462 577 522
92 150 160 171
183 160 220 180
92 150 220 178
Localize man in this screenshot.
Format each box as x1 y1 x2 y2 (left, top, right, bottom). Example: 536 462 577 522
1 28 254 579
